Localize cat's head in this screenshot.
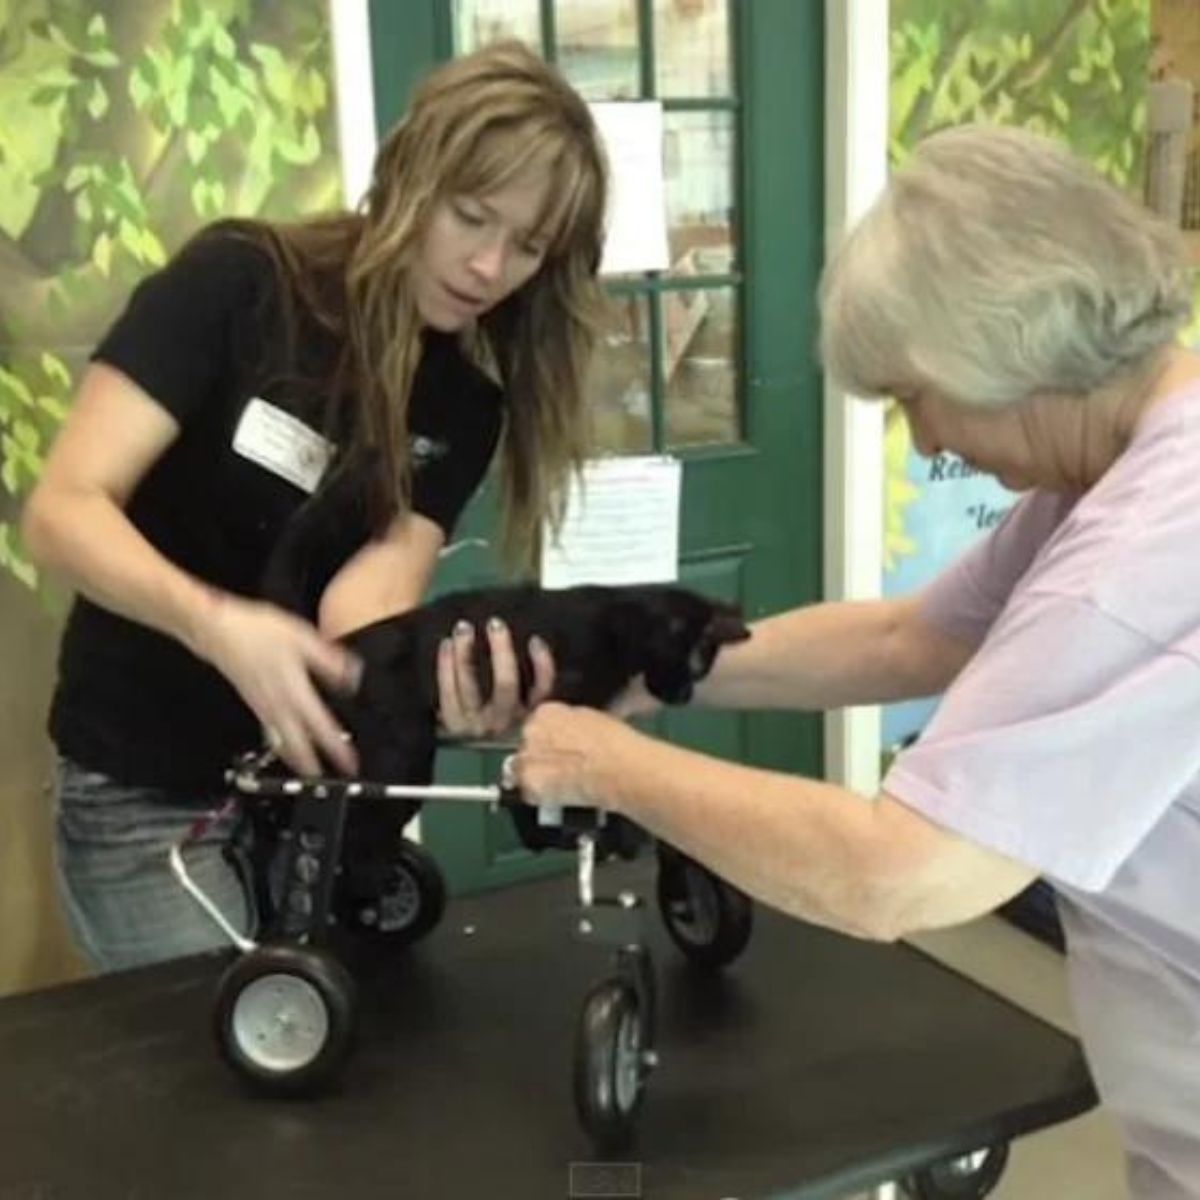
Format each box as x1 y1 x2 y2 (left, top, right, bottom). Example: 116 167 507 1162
613 586 751 704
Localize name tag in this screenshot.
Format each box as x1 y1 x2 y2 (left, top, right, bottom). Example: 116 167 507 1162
232 397 335 494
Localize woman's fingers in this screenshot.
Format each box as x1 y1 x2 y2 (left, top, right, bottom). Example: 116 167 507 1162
301 632 362 696
482 618 520 733
436 635 466 733
437 619 556 740
527 635 556 708
451 621 483 714
269 715 320 777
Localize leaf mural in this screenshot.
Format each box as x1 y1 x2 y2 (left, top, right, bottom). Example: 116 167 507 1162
0 0 342 600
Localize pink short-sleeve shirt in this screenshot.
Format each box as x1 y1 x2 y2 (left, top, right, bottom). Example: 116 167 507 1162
883 383 1200 1188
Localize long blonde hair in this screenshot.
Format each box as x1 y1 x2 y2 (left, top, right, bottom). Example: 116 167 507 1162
237 41 608 569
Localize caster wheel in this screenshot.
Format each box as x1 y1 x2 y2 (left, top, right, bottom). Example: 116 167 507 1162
336 837 447 947
900 1143 1010 1199
657 851 753 969
574 981 651 1152
214 943 357 1097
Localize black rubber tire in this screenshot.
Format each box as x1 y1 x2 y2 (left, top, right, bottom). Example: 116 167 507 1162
573 981 648 1153
657 852 753 969
335 837 447 947
214 943 357 1097
900 1143 1010 1199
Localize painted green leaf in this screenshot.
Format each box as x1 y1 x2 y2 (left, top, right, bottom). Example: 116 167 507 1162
213 24 237 59
87 78 109 119
186 129 208 164
39 354 71 390
0 367 34 411
82 48 120 70
13 419 39 450
92 230 113 275
36 395 70 422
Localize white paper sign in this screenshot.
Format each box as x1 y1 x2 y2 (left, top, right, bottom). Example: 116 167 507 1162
590 101 670 276
540 456 682 588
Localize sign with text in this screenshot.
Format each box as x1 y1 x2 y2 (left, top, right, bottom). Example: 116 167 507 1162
540 456 681 588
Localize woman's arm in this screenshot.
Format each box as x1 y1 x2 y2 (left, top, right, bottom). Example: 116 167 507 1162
22 362 360 776
320 511 554 738
693 595 976 711
316 510 444 639
514 705 1036 940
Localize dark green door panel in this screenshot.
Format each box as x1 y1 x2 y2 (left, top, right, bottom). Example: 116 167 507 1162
367 0 824 895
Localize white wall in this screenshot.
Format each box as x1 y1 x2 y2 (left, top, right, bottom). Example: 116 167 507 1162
821 0 889 794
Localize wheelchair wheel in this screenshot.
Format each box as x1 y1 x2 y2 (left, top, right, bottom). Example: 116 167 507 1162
214 943 357 1097
900 1143 1010 1199
574 980 649 1152
657 851 753 969
336 837 447 947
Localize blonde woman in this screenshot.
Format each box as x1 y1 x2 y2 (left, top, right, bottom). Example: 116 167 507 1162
23 41 608 972
513 125 1200 1197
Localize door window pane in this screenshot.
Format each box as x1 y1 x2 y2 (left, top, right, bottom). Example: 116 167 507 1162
663 110 736 275
454 0 541 55
654 0 731 99
663 286 739 448
588 294 654 453
557 0 641 100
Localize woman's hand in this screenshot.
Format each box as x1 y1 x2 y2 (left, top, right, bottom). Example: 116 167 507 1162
437 618 555 740
195 593 362 777
510 702 635 809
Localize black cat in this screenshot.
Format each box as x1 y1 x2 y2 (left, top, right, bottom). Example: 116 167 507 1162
333 582 748 784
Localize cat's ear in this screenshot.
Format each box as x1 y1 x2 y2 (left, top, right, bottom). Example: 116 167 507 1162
686 604 751 681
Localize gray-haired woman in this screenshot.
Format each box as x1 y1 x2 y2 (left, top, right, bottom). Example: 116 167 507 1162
508 125 1200 1197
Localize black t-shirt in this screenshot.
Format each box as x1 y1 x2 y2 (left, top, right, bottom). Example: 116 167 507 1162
49 225 504 792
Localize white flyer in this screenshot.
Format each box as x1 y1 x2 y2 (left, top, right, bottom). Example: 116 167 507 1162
590 101 670 276
540 456 682 588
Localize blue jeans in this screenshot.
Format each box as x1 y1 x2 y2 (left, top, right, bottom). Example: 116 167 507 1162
54 757 254 974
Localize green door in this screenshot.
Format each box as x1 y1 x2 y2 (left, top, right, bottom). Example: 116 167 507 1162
368 0 824 893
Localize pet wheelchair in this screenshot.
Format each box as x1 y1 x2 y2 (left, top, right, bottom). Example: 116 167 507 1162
170 743 755 1151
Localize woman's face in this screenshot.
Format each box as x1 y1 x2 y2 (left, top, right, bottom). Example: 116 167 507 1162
411 168 553 332
895 388 1101 492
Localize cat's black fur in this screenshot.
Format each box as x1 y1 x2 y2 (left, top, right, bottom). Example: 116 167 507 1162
334 582 750 786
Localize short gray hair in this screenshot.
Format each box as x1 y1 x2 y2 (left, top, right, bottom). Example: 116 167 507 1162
819 124 1194 407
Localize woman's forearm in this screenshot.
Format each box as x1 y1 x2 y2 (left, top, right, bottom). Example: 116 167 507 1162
598 726 889 938
695 596 973 711
22 485 220 656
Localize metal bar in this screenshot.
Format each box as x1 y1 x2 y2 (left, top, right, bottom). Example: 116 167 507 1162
637 0 654 98
540 0 556 62
228 771 503 804
606 272 743 297
577 832 596 908
168 845 257 954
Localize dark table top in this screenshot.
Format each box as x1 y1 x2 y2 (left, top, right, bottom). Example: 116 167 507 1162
0 862 1096 1200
